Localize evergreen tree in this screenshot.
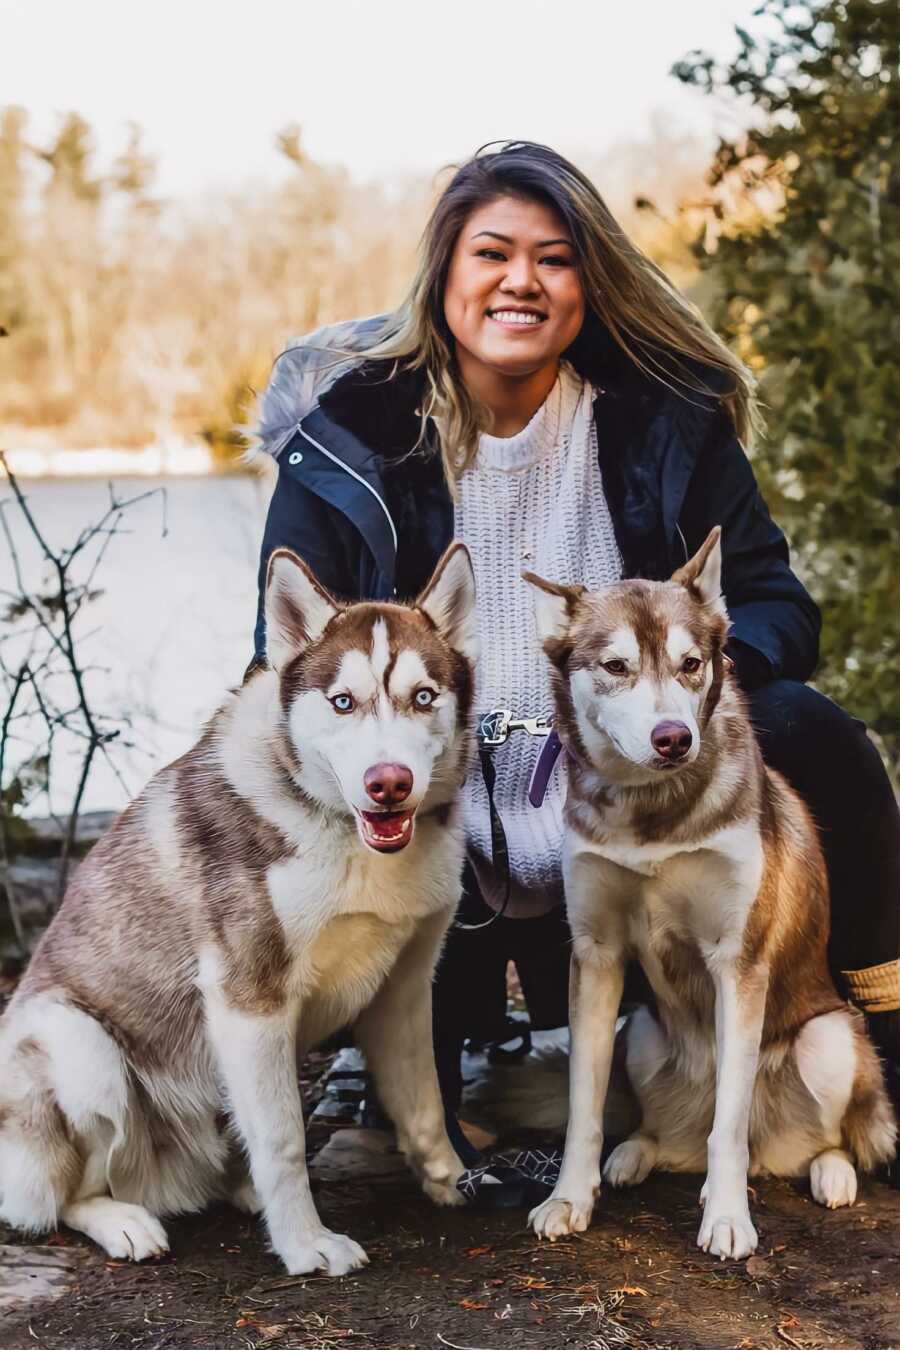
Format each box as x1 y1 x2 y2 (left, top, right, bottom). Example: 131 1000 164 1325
675 0 899 765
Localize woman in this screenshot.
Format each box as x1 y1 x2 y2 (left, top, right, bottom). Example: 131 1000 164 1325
250 141 900 1177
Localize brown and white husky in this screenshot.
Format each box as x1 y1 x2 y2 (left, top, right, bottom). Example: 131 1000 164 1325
525 528 895 1260
0 543 477 1275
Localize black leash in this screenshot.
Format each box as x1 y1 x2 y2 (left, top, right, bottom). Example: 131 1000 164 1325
453 742 512 930
452 708 551 932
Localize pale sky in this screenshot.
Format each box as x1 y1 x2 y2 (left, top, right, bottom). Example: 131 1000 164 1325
1 0 757 195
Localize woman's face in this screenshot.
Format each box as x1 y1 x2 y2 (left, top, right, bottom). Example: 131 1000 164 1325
443 194 585 382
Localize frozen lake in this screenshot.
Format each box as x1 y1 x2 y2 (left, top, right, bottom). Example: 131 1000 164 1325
4 470 277 815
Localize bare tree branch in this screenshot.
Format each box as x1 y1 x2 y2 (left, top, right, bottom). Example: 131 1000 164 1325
0 451 167 949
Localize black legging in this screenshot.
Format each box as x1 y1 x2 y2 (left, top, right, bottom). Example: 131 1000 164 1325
432 679 900 1119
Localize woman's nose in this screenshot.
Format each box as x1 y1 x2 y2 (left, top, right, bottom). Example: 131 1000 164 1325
500 259 540 295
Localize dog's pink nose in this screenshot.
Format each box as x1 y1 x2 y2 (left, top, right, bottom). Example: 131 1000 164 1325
651 720 693 761
364 762 413 806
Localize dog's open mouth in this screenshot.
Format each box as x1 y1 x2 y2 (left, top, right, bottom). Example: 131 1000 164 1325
356 808 416 853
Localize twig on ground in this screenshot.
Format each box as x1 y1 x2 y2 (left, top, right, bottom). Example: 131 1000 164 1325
437 1335 492 1350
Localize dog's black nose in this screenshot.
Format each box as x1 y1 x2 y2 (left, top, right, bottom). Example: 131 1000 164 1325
651 720 693 761
364 762 414 805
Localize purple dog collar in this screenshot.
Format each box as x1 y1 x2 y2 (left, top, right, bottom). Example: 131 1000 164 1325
528 729 564 807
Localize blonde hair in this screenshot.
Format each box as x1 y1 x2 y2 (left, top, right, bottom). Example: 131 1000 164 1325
352 142 757 486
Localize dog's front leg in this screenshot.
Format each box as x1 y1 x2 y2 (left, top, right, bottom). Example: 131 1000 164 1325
698 961 767 1261
205 991 367 1277
529 931 625 1240
355 908 465 1206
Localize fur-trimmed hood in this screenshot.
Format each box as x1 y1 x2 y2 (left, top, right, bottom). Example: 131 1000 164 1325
254 315 389 459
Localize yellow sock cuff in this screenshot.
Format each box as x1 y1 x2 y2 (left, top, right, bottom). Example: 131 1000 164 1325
842 958 900 1014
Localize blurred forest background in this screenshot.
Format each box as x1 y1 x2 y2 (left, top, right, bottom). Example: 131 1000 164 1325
0 0 897 767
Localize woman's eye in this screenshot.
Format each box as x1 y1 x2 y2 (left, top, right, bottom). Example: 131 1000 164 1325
682 657 702 674
414 688 436 708
603 660 627 676
476 248 506 261
330 693 355 713
540 254 571 267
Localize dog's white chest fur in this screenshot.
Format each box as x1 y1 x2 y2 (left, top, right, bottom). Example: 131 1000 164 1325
262 816 464 1045
568 819 764 981
269 817 462 937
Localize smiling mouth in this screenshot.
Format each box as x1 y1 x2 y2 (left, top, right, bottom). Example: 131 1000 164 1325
356 808 416 853
486 309 546 327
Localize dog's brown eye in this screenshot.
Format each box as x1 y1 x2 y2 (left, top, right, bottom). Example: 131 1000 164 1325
330 693 355 713
603 659 627 676
682 657 702 674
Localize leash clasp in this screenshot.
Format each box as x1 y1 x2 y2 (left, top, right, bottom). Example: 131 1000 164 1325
478 707 513 746
477 708 552 747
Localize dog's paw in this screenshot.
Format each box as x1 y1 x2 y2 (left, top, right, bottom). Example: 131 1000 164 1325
423 1175 466 1207
281 1229 369 1277
528 1195 592 1240
810 1150 857 1209
63 1198 169 1261
416 1147 465 1207
697 1208 758 1261
105 1206 169 1262
603 1137 656 1188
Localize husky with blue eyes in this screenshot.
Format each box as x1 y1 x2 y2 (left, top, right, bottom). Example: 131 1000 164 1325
0 543 476 1277
525 528 895 1262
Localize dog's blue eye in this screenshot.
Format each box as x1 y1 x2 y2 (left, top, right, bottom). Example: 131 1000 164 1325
331 693 355 713
414 688 436 708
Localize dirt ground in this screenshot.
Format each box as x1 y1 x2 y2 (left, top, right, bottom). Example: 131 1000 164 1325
4 1151 899 1350
2 940 899 1350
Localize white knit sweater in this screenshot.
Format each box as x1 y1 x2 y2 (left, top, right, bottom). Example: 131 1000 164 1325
454 363 623 917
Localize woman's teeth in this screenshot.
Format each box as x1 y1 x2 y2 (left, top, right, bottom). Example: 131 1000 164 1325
489 311 543 325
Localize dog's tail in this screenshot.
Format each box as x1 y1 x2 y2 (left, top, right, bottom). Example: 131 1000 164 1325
843 1025 897 1171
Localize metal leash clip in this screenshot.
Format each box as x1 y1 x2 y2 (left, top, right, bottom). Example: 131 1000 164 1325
477 708 552 747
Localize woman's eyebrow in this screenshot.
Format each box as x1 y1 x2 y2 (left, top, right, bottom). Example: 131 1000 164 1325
471 230 573 247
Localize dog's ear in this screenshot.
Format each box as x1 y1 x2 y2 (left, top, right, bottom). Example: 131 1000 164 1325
416 541 478 662
265 549 340 672
523 571 585 647
520 572 585 666
671 527 726 614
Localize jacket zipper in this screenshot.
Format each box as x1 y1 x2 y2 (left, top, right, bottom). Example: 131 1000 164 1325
675 523 689 565
297 424 398 554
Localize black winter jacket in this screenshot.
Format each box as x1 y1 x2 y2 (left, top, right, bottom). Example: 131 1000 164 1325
252 317 820 690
